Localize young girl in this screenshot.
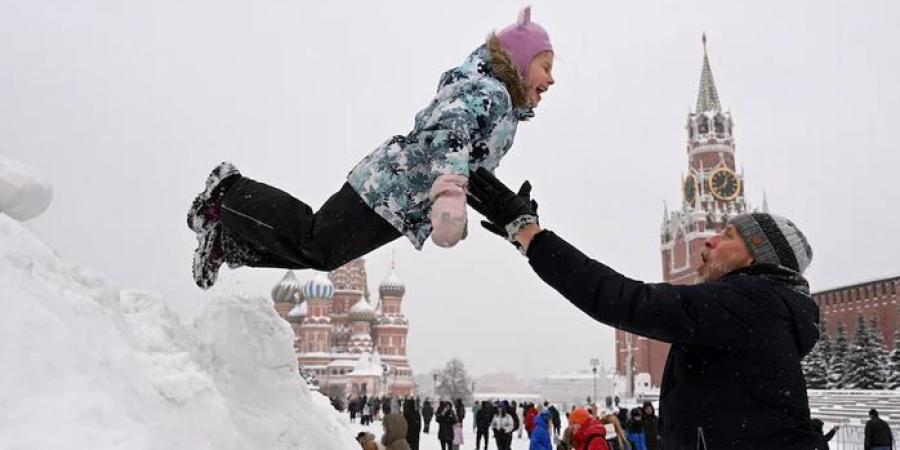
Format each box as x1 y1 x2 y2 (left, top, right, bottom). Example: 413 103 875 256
187 7 555 288
451 415 464 450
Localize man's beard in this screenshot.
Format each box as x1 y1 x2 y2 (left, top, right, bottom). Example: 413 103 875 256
698 254 750 283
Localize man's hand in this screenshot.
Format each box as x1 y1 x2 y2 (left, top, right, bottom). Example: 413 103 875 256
467 167 539 244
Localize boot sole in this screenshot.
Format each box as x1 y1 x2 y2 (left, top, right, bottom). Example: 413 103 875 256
186 161 240 233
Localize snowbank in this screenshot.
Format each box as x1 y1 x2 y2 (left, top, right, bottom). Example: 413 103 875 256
0 213 357 450
0 156 53 220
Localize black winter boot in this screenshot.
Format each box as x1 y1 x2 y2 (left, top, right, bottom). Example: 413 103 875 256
186 161 241 233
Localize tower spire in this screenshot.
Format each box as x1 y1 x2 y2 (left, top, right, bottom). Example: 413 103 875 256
696 33 722 113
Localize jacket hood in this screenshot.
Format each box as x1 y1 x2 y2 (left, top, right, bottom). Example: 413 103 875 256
725 263 820 356
382 413 408 445
573 416 606 445
534 412 549 430
437 35 533 118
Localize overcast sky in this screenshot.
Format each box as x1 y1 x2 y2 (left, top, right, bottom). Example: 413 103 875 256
3 0 898 378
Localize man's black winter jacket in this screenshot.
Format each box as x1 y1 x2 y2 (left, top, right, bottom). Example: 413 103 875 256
526 230 821 450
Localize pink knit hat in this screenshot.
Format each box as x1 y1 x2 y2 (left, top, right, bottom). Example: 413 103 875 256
497 6 554 80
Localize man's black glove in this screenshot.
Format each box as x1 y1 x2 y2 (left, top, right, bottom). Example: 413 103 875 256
479 188 538 248
467 167 539 249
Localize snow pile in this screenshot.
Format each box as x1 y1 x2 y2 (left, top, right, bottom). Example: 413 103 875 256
0 156 53 220
0 213 357 450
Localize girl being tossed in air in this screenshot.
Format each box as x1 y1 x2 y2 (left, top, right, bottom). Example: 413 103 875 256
187 6 555 288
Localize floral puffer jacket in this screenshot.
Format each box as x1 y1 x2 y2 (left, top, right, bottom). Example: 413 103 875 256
347 35 533 250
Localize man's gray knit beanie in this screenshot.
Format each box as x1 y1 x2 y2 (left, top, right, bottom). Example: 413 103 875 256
727 213 813 274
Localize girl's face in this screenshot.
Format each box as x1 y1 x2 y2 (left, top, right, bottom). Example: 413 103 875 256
526 51 555 108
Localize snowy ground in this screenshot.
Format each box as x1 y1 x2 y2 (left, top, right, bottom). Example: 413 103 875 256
0 209 358 450
348 414 569 450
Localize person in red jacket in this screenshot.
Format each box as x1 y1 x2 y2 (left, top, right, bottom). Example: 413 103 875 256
569 408 610 450
524 404 538 438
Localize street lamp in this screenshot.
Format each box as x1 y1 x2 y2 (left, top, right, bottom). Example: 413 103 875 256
432 372 439 399
590 358 600 407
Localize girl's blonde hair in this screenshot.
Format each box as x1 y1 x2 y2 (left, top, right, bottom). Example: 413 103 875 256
486 34 529 109
601 414 628 449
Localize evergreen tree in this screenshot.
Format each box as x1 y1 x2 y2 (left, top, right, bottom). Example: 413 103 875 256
803 319 830 389
887 326 900 390
844 314 882 389
868 317 888 389
829 321 850 389
435 357 473 404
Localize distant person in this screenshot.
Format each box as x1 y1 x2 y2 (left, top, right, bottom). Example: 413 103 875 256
455 398 467 426
601 414 631 450
356 431 378 450
452 415 465 450
548 403 562 438
625 408 647 450
865 409 894 450
361 401 372 426
476 400 495 450
467 168 821 449
437 401 457 450
529 409 553 450
640 402 659 450
382 413 411 450
810 418 838 450
473 399 483 432
492 404 515 450
568 408 610 450
403 398 422 450
422 398 434 434
525 403 539 438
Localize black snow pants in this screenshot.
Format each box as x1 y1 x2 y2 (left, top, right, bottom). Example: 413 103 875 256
220 177 402 271
476 427 490 449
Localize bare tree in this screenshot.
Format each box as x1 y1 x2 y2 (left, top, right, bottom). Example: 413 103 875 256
435 357 473 404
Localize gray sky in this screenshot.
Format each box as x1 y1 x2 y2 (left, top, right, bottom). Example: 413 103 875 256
3 0 899 378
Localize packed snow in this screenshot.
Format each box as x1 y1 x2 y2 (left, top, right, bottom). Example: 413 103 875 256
0 210 358 450
0 156 52 221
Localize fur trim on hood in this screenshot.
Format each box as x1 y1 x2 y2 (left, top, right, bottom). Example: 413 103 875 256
486 34 529 109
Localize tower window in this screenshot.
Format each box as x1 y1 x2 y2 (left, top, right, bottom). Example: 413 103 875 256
714 115 725 134
698 116 709 134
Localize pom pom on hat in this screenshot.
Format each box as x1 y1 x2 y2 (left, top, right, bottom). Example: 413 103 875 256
497 6 554 79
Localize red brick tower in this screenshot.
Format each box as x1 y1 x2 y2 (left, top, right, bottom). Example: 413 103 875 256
372 263 415 396
617 35 751 388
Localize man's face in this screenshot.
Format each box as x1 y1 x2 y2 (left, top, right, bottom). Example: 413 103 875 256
698 225 753 282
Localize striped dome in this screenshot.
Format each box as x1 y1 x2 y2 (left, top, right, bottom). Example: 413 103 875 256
271 270 303 304
379 269 405 297
348 298 377 322
303 272 334 300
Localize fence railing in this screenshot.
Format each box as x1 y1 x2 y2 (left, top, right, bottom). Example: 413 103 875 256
829 423 900 450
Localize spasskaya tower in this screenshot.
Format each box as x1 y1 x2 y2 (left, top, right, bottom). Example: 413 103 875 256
616 35 756 388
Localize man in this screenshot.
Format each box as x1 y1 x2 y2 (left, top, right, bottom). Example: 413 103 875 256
864 409 894 450
467 168 820 449
547 403 562 437
422 398 434 433
473 399 482 432
476 401 495 450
